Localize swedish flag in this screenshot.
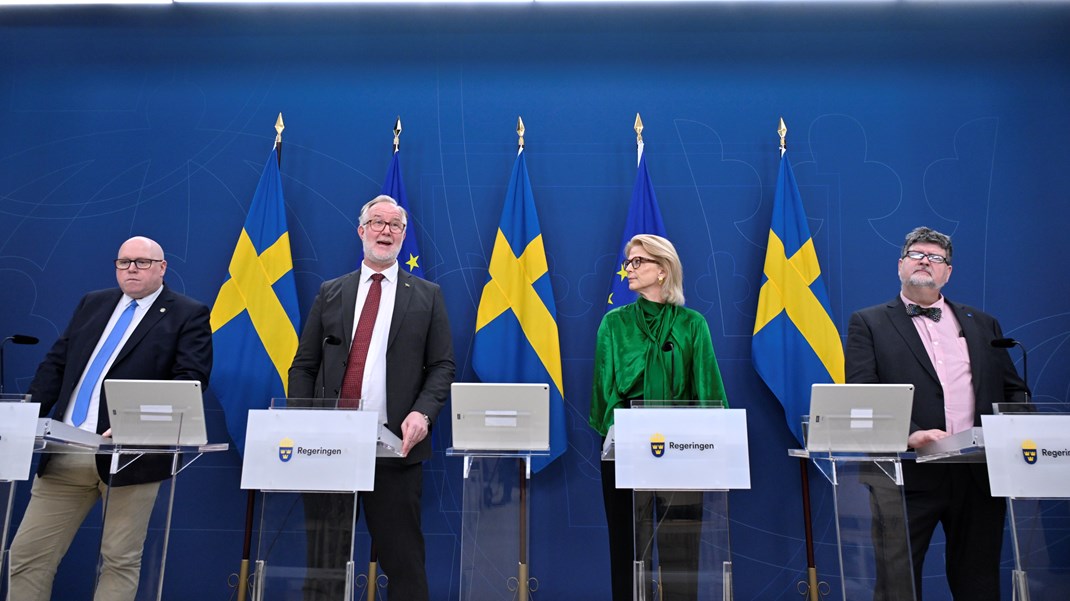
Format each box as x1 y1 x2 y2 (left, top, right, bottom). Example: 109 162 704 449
752 151 844 445
473 149 566 472
210 148 301 455
606 147 667 310
380 149 425 279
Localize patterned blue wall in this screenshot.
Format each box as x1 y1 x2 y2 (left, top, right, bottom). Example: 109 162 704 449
2 4 1069 600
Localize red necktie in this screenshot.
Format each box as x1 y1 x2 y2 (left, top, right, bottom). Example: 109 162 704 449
339 273 385 407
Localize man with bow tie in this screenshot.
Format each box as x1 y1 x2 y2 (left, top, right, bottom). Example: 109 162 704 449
846 226 1029 600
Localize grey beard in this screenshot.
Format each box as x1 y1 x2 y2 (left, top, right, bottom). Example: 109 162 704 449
907 274 939 289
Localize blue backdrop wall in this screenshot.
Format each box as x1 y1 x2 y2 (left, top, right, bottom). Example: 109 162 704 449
2 3 1069 600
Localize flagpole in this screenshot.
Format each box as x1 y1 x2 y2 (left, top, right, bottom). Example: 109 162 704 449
634 113 644 166
364 117 404 601
780 117 821 601
233 114 285 601
513 115 532 601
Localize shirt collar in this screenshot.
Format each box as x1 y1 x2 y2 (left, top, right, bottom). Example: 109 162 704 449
900 292 944 310
125 284 164 309
361 261 399 284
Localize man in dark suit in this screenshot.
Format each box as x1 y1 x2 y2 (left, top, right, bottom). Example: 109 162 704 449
846 226 1028 600
289 195 455 601
8 236 212 601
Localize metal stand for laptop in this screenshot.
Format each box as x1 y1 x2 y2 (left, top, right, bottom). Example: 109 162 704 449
1 393 226 601
446 397 550 601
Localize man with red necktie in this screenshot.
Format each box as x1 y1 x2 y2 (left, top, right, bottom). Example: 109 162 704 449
289 195 454 601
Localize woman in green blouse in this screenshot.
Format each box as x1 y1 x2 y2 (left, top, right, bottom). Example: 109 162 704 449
590 234 727 601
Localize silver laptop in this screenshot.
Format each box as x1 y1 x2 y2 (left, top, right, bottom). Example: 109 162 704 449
806 383 914 453
451 383 550 451
103 379 207 446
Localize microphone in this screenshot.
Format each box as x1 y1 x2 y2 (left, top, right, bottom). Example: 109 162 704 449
661 341 675 399
991 338 1029 401
1 334 40 395
320 335 342 401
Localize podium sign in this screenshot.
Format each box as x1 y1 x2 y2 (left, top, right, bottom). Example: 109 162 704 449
0 402 40 481
241 409 378 492
982 414 1070 498
614 408 751 490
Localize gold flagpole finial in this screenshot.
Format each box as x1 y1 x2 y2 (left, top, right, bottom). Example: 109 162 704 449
517 117 525 150
393 116 402 153
634 113 644 145
275 113 285 145
778 117 787 154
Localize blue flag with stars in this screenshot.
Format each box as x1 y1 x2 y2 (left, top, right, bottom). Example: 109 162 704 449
473 149 566 473
606 150 667 311
381 150 424 278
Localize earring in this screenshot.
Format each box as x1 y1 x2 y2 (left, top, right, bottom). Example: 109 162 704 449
658 275 665 284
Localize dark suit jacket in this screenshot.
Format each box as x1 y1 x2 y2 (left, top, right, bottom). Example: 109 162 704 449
288 268 455 464
30 286 213 486
845 295 1028 489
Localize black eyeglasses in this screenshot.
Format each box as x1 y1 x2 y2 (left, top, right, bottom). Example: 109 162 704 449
363 218 406 234
902 251 949 265
114 258 163 270
624 256 658 270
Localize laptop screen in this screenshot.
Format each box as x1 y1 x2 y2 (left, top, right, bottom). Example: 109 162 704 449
806 383 914 453
450 383 549 451
103 379 207 446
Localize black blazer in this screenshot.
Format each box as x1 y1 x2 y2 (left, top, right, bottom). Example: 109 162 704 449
288 268 455 464
845 295 1028 489
30 286 213 486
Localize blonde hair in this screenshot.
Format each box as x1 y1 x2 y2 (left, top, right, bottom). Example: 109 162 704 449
625 234 684 306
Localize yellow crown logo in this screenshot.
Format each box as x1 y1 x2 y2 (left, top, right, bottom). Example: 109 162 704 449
1021 439 1038 465
279 437 295 462
650 433 666 458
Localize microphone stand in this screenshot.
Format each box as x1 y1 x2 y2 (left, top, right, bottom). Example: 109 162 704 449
320 335 341 403
1 334 40 395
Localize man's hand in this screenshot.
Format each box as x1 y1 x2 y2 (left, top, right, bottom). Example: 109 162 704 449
908 428 949 449
102 428 112 438
400 411 429 457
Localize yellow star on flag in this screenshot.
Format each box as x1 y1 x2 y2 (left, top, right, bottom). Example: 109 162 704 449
405 253 420 272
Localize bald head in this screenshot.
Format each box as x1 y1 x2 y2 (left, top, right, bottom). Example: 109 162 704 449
115 236 167 299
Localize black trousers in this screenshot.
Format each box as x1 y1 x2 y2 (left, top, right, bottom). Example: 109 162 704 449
868 463 1005 601
302 461 427 601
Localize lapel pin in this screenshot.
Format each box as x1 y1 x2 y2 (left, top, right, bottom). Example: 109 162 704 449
160 308 167 313
405 282 411 288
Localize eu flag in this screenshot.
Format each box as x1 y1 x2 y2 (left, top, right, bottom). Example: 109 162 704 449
473 149 566 472
380 149 425 279
210 148 301 455
606 149 667 311
752 151 844 445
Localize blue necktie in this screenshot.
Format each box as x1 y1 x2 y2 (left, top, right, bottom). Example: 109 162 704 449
72 299 138 427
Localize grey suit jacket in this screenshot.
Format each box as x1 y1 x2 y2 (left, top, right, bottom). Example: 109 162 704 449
288 268 455 464
845 295 1028 489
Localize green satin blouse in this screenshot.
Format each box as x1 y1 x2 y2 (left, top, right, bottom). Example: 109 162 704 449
588 297 727 436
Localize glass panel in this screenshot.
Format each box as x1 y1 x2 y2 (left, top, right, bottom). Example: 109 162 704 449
819 458 915 601
255 490 359 601
633 490 731 601
459 456 530 600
